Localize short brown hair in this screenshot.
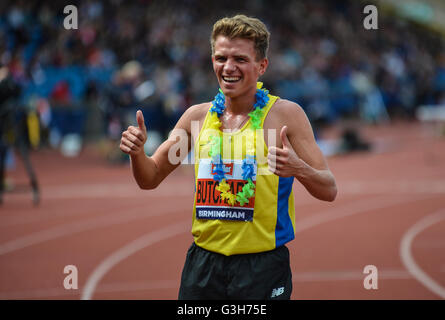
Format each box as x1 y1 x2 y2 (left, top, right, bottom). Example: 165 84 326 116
210 14 270 61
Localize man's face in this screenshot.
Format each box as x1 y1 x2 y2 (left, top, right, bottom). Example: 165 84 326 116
212 36 268 99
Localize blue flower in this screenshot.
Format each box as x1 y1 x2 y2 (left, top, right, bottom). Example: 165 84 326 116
210 154 225 182
212 162 226 182
254 88 269 110
242 156 256 180
210 91 226 116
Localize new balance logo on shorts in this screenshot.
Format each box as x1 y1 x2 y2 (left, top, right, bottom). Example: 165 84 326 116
271 287 284 298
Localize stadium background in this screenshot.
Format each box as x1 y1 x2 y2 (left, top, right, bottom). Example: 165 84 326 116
0 0 444 300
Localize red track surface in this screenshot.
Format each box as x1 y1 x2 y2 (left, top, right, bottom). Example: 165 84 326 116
1 121 444 300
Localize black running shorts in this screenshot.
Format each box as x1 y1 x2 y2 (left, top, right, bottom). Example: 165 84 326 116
178 243 292 300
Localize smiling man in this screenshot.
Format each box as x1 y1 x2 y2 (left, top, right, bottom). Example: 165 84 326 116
120 14 337 300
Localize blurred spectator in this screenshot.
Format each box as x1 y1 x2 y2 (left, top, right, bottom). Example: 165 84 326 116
101 60 160 162
0 0 444 160
0 65 39 204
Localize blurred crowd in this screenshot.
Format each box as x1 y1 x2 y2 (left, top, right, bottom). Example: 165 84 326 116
1 0 445 160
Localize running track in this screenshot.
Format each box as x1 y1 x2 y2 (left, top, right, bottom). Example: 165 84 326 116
1 121 444 300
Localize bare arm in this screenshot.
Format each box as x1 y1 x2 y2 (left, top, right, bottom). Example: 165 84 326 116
267 101 337 201
120 105 207 189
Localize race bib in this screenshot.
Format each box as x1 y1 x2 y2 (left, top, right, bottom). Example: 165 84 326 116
195 158 256 222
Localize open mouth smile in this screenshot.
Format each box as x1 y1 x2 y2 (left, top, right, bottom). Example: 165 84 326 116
222 76 241 83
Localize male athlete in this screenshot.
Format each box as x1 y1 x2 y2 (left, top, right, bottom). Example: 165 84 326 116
120 15 337 300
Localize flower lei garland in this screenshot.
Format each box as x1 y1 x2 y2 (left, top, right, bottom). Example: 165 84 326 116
207 82 269 207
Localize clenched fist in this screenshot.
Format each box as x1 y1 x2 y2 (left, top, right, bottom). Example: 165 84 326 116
120 110 147 156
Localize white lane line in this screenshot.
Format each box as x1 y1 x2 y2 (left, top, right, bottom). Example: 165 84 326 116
2 182 194 202
0 185 385 249
400 208 445 299
294 194 430 233
0 193 193 229
80 221 189 300
0 280 179 300
80 194 433 300
6 178 441 226
4 179 444 215
0 206 183 255
1 269 416 299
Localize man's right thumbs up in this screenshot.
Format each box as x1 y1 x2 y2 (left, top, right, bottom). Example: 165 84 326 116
120 110 148 156
137 110 146 132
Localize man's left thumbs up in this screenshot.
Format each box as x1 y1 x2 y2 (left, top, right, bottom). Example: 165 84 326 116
268 125 303 177
280 126 292 149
